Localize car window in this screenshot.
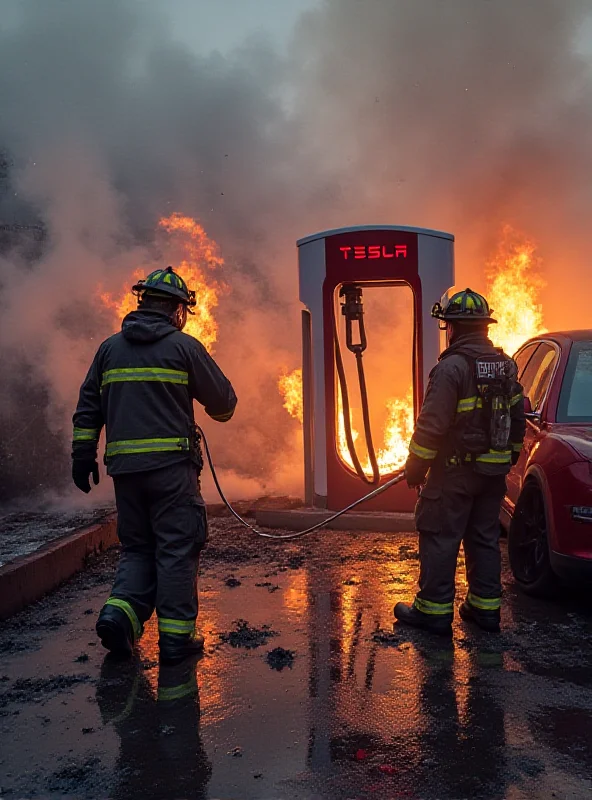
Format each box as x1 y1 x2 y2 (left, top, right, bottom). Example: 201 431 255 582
529 350 558 410
520 343 557 411
513 343 540 380
558 342 592 423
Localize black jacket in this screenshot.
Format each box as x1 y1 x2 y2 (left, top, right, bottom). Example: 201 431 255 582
72 310 237 475
408 332 525 477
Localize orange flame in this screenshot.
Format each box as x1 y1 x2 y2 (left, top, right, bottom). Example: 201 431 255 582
100 213 224 352
337 388 414 476
278 368 304 423
279 367 413 476
486 226 546 356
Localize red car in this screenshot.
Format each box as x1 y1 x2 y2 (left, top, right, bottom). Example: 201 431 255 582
501 330 592 595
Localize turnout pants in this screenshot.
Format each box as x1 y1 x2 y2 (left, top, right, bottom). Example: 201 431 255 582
415 467 507 615
107 461 207 639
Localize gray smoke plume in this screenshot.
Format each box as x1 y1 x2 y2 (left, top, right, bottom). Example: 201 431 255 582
0 0 591 503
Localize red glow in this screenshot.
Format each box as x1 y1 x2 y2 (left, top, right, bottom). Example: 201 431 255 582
339 244 407 260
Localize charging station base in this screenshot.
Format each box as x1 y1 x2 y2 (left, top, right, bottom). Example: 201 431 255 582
254 506 415 534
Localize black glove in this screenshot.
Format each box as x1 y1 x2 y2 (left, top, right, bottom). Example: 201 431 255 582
72 458 100 493
511 450 521 466
404 454 430 489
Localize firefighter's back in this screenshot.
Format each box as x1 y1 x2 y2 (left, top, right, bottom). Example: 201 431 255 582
98 310 199 476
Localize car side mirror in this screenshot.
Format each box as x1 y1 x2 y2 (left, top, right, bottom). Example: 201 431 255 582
524 396 541 425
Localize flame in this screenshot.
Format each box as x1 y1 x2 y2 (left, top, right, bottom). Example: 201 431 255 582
279 367 413 477
100 213 224 352
337 388 414 476
278 368 304 423
486 226 546 356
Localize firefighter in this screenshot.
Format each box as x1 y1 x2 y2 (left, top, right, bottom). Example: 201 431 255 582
72 267 237 663
394 288 525 636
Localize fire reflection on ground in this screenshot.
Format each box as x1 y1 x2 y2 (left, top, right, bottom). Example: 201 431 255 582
1 520 592 799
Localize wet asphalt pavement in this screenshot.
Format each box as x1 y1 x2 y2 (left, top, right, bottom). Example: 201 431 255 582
1 516 592 799
0 506 115 567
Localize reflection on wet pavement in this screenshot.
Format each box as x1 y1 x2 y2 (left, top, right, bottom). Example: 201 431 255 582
1 521 592 799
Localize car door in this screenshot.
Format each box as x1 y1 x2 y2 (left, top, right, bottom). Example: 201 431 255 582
507 342 560 507
505 342 541 506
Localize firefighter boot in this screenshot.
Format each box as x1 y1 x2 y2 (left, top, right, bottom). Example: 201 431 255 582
394 602 453 637
96 605 135 657
159 632 205 664
459 598 501 633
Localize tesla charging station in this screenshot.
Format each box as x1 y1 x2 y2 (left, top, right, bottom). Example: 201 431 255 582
299 225 454 513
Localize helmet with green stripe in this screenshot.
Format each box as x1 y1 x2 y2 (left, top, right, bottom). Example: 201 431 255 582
431 288 497 324
132 266 196 308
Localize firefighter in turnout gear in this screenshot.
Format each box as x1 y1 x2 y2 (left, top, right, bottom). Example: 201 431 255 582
72 267 237 663
394 288 525 635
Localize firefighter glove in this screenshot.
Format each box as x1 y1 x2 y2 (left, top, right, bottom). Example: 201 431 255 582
404 454 430 489
72 458 100 494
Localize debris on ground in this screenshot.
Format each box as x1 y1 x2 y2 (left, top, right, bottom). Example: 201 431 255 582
228 747 243 757
45 756 102 793
219 620 278 649
398 544 419 560
0 675 92 707
265 647 295 671
225 576 242 588
372 629 399 646
255 582 280 593
286 554 305 570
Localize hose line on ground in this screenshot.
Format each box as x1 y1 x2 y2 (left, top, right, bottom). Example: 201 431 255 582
196 425 405 541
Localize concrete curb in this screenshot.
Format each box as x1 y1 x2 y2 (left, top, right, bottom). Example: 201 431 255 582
0 513 118 620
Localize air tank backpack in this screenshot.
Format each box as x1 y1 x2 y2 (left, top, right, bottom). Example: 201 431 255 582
457 352 516 459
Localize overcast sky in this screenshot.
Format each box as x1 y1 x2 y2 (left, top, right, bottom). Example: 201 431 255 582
160 0 320 54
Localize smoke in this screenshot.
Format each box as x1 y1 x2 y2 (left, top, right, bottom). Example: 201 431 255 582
294 0 592 327
0 0 591 503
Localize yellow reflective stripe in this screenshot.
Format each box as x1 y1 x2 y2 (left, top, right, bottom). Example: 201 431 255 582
105 597 142 640
105 437 189 457
158 679 197 702
158 617 195 635
474 450 512 464
467 593 501 611
162 272 173 284
456 396 484 413
409 439 438 460
492 397 509 410
510 393 523 407
73 427 99 441
209 410 234 422
414 597 454 616
102 367 188 388
511 442 523 452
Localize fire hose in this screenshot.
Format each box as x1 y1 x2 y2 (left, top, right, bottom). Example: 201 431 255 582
196 424 405 541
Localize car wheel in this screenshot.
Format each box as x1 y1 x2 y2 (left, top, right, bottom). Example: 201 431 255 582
508 480 557 597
